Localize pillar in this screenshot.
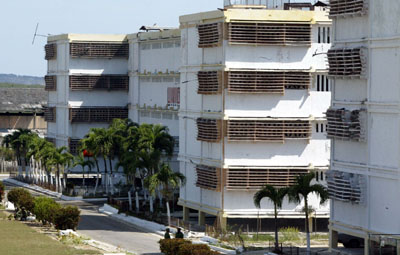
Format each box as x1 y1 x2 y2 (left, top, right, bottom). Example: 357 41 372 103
183 206 190 222
364 236 369 255
329 229 338 251
219 215 227 230
198 211 205 226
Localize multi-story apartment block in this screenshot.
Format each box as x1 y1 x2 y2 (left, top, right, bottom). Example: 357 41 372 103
178 2 332 228
327 0 400 254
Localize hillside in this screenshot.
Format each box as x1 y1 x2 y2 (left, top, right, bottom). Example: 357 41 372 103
0 74 44 86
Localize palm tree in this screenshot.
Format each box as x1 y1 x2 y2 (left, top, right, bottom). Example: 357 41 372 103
2 129 35 177
47 146 73 193
253 184 289 253
73 153 94 187
27 135 48 183
145 163 185 224
287 172 329 255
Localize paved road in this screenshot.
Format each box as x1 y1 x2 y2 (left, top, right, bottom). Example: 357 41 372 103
4 181 162 255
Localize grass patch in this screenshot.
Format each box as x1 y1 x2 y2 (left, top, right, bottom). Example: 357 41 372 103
280 227 301 243
0 83 44 88
310 233 329 240
0 217 100 255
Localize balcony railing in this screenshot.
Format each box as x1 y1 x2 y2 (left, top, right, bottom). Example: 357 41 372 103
227 119 312 142
227 71 310 93
226 168 309 190
196 118 222 142
197 23 223 48
45 44 57 60
228 22 312 46
329 0 368 18
326 170 366 204
326 108 366 141
45 76 57 91
70 43 129 58
196 165 221 191
328 47 367 78
44 107 56 122
69 75 129 91
69 107 128 123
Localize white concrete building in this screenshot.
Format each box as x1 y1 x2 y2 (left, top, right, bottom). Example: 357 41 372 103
178 3 332 228
326 0 400 253
44 31 181 175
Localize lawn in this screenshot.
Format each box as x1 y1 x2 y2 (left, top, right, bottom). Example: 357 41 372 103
0 211 99 255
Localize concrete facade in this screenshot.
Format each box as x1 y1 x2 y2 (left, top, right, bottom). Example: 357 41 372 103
327 0 400 253
179 6 332 226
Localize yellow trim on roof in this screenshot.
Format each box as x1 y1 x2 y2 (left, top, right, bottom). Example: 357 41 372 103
130 29 181 41
180 9 330 24
48 34 128 43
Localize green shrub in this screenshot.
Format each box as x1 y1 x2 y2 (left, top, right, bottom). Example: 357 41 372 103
54 206 80 230
280 227 301 243
159 239 191 255
33 196 61 224
0 181 4 201
7 188 34 212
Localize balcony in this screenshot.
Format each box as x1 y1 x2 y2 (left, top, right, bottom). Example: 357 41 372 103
227 119 312 142
227 71 310 93
197 23 222 48
195 165 221 191
70 42 129 58
69 107 128 123
226 168 309 190
44 76 57 91
69 75 129 91
44 107 56 122
326 108 366 142
44 44 57 60
196 118 222 142
329 0 368 18
328 47 367 78
228 22 312 46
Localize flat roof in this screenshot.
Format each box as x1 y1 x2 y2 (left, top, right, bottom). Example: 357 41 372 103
48 34 128 43
127 28 181 41
180 9 331 24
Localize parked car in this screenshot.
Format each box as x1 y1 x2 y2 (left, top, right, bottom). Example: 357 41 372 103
338 233 364 248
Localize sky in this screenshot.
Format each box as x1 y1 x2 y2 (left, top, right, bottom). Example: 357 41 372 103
0 0 315 77
0 0 221 77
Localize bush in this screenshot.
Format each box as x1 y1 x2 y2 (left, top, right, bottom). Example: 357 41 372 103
33 196 61 224
0 181 4 201
54 206 80 230
159 239 221 255
7 188 34 212
159 239 191 255
280 227 301 243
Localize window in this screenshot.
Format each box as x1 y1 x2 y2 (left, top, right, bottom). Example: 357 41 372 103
163 112 173 120
320 171 324 181
175 41 181 48
152 43 162 49
316 123 326 133
167 87 180 107
316 75 330 92
141 44 151 50
318 27 331 44
163 77 174 83
140 77 151 83
140 110 150 118
152 77 162 83
151 112 161 119
163 42 174 48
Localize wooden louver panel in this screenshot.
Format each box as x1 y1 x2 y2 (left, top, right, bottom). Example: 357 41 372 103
326 108 366 141
197 71 222 94
228 22 311 46
227 71 310 93
328 48 366 77
196 118 221 142
226 168 309 190
69 107 128 123
329 0 368 17
45 76 57 91
326 170 366 204
44 107 56 122
196 165 221 191
70 43 129 58
197 23 222 48
69 75 129 91
45 44 57 60
68 139 81 155
227 119 311 142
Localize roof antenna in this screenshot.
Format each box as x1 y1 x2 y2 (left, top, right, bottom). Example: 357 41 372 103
32 23 48 45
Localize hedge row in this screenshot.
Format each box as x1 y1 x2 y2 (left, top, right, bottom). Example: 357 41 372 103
7 188 80 230
159 239 221 255
0 181 4 201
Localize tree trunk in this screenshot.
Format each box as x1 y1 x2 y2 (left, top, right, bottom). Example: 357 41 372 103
103 157 109 194
274 204 280 252
305 198 311 255
82 166 85 187
94 159 100 195
108 158 114 194
166 201 171 227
